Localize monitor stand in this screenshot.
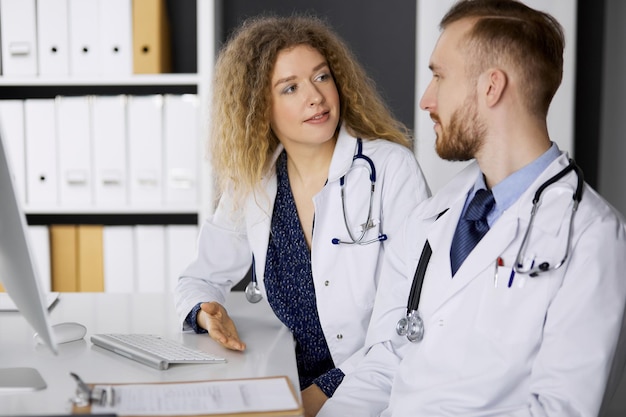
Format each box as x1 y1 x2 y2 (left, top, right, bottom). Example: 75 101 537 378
0 367 47 392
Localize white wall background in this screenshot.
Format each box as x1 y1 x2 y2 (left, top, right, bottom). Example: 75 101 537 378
414 0 577 193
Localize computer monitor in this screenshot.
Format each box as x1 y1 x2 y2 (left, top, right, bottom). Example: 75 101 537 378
0 125 58 390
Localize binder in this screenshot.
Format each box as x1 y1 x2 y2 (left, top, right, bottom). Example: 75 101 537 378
132 0 172 74
77 225 104 292
127 95 163 206
92 95 127 206
0 0 38 76
36 0 70 76
28 225 52 293
103 226 135 293
57 96 92 206
24 99 58 206
134 225 165 293
163 94 199 206
68 0 100 76
0 100 26 204
98 0 133 76
165 225 198 292
50 225 78 292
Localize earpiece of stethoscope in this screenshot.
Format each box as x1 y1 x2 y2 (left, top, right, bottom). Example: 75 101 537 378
331 233 387 245
245 256 263 303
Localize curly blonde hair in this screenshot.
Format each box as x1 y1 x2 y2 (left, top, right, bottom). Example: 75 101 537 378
210 14 411 203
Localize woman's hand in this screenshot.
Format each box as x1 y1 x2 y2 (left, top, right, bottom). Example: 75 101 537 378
197 301 246 351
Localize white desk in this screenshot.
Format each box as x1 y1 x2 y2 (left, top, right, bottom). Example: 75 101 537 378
0 292 300 415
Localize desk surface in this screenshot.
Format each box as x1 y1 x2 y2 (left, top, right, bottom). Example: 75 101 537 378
0 292 299 416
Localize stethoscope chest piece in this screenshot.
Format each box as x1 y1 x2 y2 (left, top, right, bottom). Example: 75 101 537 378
245 280 262 303
396 309 424 342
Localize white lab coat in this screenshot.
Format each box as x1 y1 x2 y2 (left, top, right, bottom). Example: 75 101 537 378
174 126 430 376
320 153 626 416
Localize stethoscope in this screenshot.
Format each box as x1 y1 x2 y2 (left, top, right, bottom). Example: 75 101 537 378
245 138 387 303
396 159 584 342
331 138 387 246
245 256 262 303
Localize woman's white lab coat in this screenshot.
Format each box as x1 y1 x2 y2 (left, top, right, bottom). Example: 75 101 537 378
321 153 626 416
174 126 430 374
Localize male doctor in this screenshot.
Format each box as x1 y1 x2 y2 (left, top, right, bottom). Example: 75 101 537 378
318 0 626 416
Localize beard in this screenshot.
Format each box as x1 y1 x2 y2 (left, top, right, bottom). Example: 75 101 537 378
434 94 486 161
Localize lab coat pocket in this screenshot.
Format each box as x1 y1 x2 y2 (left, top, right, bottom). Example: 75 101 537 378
475 265 551 347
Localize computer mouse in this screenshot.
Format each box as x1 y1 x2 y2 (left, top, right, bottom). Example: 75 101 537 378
34 322 87 345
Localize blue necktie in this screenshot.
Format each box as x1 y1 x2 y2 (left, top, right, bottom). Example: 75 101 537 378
450 189 495 276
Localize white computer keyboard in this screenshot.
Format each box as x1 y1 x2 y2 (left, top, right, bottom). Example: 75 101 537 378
90 333 226 370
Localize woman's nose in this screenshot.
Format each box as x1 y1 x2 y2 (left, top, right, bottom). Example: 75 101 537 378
308 85 323 106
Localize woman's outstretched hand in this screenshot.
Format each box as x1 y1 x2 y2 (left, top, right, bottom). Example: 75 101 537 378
198 301 246 351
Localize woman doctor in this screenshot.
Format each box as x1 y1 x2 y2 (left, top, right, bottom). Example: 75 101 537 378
174 14 430 416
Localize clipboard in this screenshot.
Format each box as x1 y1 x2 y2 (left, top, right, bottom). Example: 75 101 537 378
70 375 304 417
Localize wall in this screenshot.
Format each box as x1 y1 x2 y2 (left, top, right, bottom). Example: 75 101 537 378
598 2 626 414
598 0 626 218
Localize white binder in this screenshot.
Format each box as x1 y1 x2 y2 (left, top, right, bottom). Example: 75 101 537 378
56 96 92 206
0 0 38 76
98 0 133 76
68 0 100 76
103 226 135 293
128 95 163 206
163 94 199 207
0 100 26 203
24 99 58 206
165 225 198 292
36 0 70 76
135 225 166 293
92 95 127 206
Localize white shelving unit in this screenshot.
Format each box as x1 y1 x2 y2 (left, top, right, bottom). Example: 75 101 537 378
0 0 217 223
0 1 218 294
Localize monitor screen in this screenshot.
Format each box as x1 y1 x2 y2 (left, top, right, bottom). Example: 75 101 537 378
0 125 58 355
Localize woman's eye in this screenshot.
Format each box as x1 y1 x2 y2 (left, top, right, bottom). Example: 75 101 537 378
282 85 297 94
315 73 330 82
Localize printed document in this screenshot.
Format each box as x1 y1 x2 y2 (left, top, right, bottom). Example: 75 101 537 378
90 377 300 416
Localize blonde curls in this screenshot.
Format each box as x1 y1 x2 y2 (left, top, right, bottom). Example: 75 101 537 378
209 14 411 205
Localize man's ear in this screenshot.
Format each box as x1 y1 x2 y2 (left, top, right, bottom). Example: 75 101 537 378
482 68 508 108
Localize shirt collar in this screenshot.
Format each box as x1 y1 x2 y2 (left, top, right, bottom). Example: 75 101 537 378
467 142 561 224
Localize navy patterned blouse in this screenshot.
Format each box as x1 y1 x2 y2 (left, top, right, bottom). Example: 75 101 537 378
185 151 344 397
264 151 344 397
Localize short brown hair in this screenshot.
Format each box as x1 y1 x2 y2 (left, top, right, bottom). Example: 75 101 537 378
441 0 564 117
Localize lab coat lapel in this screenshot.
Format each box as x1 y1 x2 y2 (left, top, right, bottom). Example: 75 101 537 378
419 200 520 315
413 162 486 314
421 154 575 314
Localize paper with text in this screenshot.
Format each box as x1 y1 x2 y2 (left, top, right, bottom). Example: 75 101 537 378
90 377 299 416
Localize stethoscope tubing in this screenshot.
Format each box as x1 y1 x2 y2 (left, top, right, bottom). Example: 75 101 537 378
333 138 387 245
513 160 583 276
246 138 384 303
